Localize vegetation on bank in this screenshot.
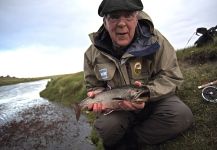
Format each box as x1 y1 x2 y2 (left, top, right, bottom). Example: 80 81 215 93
40 72 87 106
0 73 76 87
0 76 48 86
39 43 217 150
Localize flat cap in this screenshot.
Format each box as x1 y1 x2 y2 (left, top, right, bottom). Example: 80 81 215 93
98 0 143 17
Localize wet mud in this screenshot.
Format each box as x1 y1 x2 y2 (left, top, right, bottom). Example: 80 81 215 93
0 102 95 150
0 80 95 150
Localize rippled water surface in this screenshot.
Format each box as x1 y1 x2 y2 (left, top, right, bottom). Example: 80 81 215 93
0 80 95 150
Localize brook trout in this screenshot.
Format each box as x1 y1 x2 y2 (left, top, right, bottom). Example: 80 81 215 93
72 87 148 121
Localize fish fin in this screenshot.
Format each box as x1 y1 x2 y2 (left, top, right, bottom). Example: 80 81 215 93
72 103 81 121
103 109 115 115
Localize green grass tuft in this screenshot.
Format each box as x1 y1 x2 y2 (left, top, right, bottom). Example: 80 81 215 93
40 72 87 106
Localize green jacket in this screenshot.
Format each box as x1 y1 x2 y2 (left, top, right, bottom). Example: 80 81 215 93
84 11 183 101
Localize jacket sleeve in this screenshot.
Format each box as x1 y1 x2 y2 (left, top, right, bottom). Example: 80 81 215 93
83 45 106 92
146 30 183 101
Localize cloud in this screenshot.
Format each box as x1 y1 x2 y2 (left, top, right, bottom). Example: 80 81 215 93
0 0 103 77
0 45 85 77
0 0 102 50
142 0 217 49
0 0 216 77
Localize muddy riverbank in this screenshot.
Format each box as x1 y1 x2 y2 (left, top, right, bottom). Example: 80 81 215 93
0 80 95 150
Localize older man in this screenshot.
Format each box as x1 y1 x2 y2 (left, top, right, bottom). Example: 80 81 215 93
83 0 193 149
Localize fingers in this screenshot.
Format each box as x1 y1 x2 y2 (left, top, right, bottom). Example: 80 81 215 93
87 91 95 98
87 103 93 110
134 81 143 87
87 89 103 98
93 103 101 112
88 103 105 113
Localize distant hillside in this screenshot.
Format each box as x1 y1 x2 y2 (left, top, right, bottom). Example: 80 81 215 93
40 43 217 150
0 74 73 87
0 76 48 86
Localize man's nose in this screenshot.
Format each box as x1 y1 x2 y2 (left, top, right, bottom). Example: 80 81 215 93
116 17 127 26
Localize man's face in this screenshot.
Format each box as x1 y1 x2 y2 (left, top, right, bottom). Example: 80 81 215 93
104 11 138 47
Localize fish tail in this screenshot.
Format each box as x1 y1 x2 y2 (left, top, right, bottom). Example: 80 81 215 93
72 103 81 121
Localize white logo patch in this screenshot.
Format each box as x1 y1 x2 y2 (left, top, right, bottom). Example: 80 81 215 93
99 68 108 80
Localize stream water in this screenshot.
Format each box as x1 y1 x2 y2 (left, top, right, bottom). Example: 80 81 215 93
0 80 95 150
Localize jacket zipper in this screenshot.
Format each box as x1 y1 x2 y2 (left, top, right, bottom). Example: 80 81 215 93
117 60 127 85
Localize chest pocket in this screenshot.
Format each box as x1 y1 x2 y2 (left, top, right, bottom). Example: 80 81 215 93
128 58 150 84
94 63 116 81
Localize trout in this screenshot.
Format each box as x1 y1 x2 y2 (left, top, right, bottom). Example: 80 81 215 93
72 87 149 121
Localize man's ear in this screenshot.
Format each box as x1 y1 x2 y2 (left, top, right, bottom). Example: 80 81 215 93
103 17 108 30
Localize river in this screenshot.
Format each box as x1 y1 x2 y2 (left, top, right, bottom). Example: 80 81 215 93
0 80 95 150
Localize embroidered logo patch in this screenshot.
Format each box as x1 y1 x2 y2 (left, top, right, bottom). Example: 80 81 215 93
134 62 142 75
99 68 108 80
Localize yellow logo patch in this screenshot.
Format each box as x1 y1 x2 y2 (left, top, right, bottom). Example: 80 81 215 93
134 62 142 75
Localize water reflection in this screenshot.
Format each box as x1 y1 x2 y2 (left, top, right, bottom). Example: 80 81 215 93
0 80 49 124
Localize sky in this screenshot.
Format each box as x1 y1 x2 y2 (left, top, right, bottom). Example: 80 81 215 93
0 0 216 78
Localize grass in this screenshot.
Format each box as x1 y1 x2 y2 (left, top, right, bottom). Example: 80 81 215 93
0 74 71 87
0 76 48 86
39 43 217 150
40 72 87 106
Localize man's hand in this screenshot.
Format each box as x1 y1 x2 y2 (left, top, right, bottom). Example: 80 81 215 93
87 102 106 113
119 100 145 111
87 89 104 98
87 89 105 113
87 91 96 98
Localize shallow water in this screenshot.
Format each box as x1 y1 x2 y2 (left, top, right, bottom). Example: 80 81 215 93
0 80 95 150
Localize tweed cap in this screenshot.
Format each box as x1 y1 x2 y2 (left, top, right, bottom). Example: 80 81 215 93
98 0 143 17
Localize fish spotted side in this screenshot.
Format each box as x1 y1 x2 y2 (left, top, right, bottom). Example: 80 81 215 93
72 86 149 121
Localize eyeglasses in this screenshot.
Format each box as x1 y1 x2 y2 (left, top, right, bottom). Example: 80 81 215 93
105 11 138 23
